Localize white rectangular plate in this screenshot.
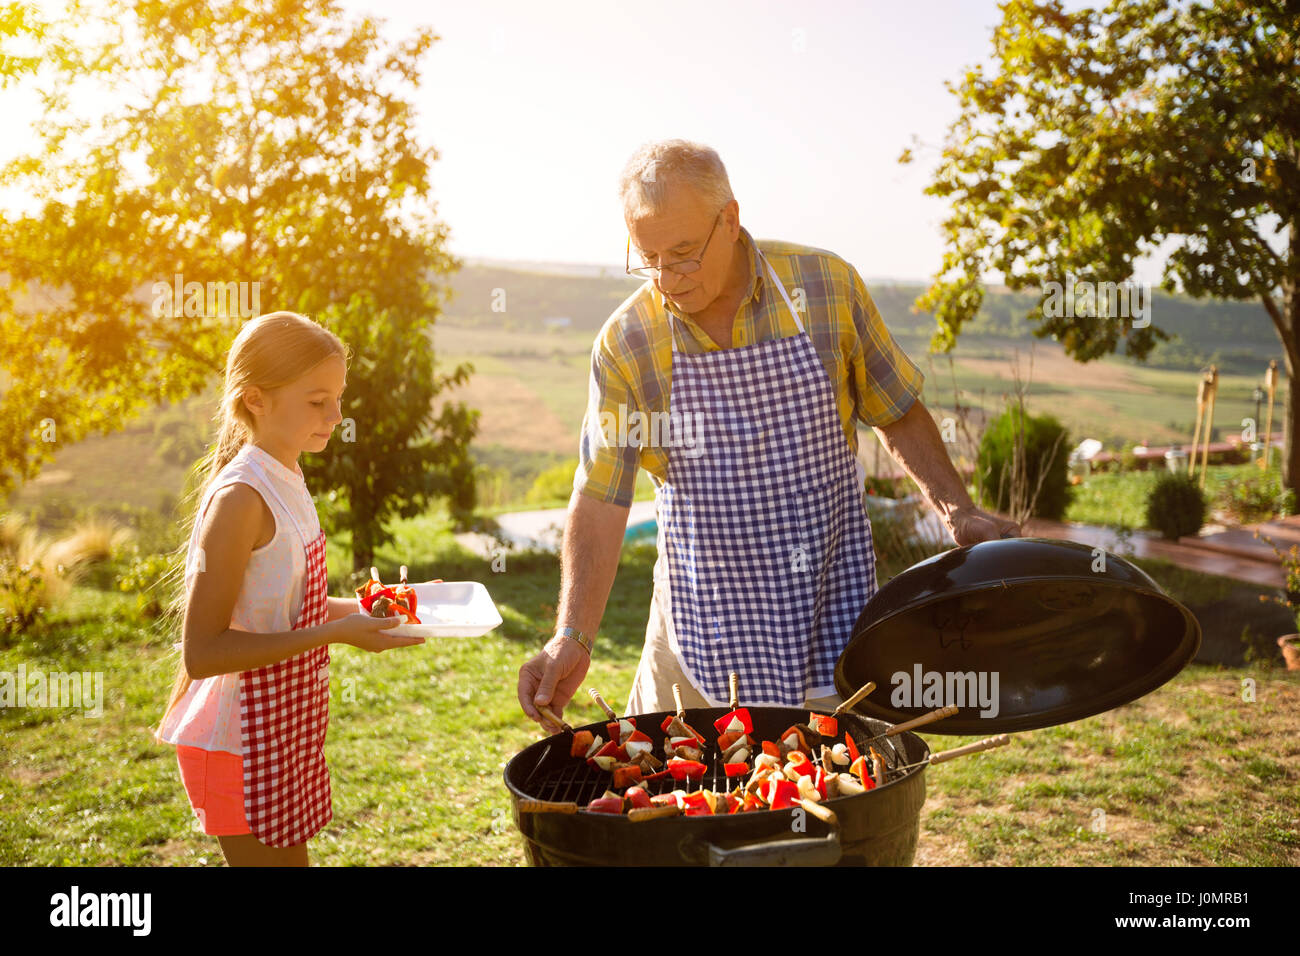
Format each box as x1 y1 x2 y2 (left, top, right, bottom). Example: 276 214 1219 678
356 581 503 638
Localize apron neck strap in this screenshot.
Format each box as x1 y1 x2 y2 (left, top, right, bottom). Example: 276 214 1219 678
666 248 806 354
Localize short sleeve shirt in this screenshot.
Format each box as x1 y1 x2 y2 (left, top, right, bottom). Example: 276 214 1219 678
575 228 924 506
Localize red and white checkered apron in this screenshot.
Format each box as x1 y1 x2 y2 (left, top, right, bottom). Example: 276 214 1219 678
237 455 332 848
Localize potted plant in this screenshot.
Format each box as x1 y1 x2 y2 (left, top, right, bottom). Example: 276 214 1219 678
1255 532 1300 670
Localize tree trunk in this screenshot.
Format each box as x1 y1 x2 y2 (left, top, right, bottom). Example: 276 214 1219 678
1285 307 1300 492
1278 223 1299 489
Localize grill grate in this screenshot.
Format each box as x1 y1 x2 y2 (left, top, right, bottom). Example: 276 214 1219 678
523 707 915 811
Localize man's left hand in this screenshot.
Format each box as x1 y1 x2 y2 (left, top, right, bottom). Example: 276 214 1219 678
945 505 1020 547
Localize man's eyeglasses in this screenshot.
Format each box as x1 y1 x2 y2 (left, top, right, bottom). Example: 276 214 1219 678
626 212 723 279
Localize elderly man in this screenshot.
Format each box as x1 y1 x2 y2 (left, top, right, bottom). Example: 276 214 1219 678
517 140 1018 730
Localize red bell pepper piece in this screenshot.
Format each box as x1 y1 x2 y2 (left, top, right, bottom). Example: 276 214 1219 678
712 708 754 736
761 740 782 758
625 786 652 810
660 714 706 745
585 796 624 814
607 718 636 743
813 767 828 799
786 750 814 778
393 584 419 623
809 712 838 738
845 731 861 763
780 726 810 754
667 758 708 782
724 762 750 777
357 584 396 614
681 792 713 816
767 779 800 811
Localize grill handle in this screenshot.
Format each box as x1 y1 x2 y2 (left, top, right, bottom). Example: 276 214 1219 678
705 832 841 867
693 798 841 867
516 799 579 814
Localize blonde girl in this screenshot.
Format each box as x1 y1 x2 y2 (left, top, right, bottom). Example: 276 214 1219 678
156 311 423 866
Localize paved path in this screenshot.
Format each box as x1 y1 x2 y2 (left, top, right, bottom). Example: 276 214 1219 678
1023 517 1285 588
461 500 1288 590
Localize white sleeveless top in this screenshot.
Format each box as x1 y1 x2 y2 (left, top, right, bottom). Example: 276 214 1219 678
158 443 322 755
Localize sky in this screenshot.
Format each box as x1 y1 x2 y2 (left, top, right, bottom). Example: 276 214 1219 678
4 0 1175 285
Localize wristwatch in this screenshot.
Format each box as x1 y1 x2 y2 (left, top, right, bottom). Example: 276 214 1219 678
556 626 593 655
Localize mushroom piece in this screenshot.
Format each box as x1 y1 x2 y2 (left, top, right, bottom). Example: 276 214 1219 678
836 772 865 796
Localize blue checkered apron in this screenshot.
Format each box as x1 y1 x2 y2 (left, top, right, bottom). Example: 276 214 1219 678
656 252 877 706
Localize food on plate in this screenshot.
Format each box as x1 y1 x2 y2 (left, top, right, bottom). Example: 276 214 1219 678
355 565 422 624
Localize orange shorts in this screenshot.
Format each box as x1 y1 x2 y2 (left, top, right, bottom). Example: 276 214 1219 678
176 745 252 836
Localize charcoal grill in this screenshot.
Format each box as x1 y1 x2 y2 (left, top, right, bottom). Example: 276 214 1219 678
503 704 933 866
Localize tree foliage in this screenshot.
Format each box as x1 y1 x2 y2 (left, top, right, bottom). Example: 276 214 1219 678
905 0 1300 481
0 0 476 567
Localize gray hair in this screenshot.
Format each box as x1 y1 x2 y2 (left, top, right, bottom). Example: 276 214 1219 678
618 139 735 220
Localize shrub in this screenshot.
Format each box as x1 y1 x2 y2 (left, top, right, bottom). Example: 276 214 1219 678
1215 471 1296 523
0 513 77 641
976 407 1072 521
115 548 178 619
525 461 580 506
864 474 904 499
1145 473 1207 540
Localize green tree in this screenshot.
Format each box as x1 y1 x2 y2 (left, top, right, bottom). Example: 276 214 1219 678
0 0 476 568
904 0 1299 484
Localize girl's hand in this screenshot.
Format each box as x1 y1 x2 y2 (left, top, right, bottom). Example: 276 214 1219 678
330 613 426 652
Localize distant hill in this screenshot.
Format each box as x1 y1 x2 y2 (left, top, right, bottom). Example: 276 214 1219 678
442 264 1281 375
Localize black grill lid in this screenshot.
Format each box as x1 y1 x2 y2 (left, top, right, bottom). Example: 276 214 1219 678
833 537 1201 734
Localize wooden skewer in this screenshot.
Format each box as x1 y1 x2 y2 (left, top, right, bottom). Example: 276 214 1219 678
796 797 838 828
833 681 876 716
399 564 408 585
929 734 1012 765
889 734 1014 775
370 566 380 582
729 672 739 711
588 688 617 721
672 682 685 719
516 799 578 814
863 704 960 740
537 705 572 734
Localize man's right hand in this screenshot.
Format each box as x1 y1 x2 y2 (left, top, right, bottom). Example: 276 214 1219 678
517 634 591 734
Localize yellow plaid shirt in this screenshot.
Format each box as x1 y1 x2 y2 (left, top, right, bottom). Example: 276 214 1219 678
575 228 925 507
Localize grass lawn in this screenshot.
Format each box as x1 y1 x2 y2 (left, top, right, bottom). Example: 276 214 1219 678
1064 462 1292 530
3 512 1298 867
